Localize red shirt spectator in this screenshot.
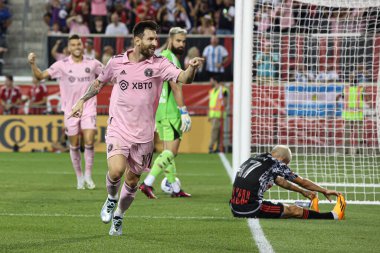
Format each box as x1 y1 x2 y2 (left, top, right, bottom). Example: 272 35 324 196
28 78 48 115
0 75 22 114
135 0 157 23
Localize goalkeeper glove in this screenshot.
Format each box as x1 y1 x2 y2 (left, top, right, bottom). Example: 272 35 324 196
179 106 191 132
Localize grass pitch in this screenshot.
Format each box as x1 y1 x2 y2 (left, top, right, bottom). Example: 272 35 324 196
0 153 379 253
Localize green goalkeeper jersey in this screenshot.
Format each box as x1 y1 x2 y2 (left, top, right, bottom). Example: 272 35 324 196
156 49 182 122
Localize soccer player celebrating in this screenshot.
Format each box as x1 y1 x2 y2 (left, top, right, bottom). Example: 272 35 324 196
139 27 191 199
69 21 204 236
230 145 346 220
27 34 103 190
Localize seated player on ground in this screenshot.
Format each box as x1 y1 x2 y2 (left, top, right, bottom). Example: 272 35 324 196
230 145 346 220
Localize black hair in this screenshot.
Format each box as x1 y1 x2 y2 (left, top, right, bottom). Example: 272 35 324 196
68 34 81 41
5 75 13 81
132 21 160 38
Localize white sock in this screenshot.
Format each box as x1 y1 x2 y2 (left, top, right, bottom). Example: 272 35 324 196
171 181 181 193
108 194 118 200
114 207 124 218
144 175 155 186
331 211 338 220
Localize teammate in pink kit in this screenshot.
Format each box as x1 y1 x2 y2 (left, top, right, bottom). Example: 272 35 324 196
69 21 204 236
27 34 103 190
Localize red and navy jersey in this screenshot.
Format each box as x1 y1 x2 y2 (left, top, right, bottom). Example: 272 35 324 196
0 86 21 104
230 153 298 206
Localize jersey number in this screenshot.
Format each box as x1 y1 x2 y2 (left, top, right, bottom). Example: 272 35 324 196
237 160 262 178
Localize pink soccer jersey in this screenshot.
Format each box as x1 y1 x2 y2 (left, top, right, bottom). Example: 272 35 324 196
98 49 182 143
47 55 103 116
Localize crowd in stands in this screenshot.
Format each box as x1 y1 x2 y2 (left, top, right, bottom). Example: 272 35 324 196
254 0 380 34
0 0 11 76
44 0 235 36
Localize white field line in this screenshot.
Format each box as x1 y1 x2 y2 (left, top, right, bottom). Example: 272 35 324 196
218 153 275 253
0 213 231 220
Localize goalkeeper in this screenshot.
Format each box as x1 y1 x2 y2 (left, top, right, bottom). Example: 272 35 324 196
139 27 192 198
230 145 346 220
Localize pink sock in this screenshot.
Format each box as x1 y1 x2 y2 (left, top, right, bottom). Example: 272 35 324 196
69 145 82 178
84 145 94 178
116 182 137 215
106 172 121 198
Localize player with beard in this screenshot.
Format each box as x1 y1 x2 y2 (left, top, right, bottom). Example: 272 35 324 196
27 34 103 190
68 21 204 236
139 27 192 199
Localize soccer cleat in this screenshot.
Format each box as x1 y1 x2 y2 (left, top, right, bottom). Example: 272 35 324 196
139 183 157 199
77 176 85 190
109 216 123 236
100 197 117 223
332 195 346 220
84 176 96 190
310 197 320 212
171 190 192 198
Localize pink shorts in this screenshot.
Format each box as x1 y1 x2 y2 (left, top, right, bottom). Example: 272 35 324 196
106 135 154 175
64 114 97 136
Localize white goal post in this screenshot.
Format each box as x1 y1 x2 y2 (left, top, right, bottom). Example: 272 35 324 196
233 0 380 204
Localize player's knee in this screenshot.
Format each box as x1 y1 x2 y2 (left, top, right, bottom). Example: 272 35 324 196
283 205 303 218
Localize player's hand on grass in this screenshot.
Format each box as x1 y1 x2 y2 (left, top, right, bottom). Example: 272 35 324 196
188 57 204 69
323 190 340 202
68 99 84 119
179 106 191 132
28 52 36 65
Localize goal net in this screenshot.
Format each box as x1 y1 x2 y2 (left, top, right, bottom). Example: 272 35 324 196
245 0 380 204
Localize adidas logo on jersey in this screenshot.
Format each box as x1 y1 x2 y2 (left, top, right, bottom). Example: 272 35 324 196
120 70 127 75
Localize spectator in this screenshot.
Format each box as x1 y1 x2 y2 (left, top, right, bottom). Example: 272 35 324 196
66 14 90 35
90 16 106 34
355 65 369 83
114 0 132 30
135 0 157 23
48 22 63 35
342 73 364 155
105 12 129 36
0 75 21 115
316 65 340 83
191 0 213 29
84 39 100 60
45 0 68 33
173 0 192 31
185 46 202 69
196 14 215 35
208 76 228 153
255 42 279 85
101 45 114 66
294 64 316 83
28 77 48 115
254 2 275 33
185 46 203 81
0 0 12 36
272 0 294 33
90 0 107 26
202 35 229 80
215 0 234 35
51 40 70 61
156 7 174 34
0 34 7 75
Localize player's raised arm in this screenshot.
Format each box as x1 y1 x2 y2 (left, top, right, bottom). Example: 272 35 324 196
68 79 106 118
177 57 204 84
27 52 51 80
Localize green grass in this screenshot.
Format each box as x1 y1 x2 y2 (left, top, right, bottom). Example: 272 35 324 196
0 153 379 253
